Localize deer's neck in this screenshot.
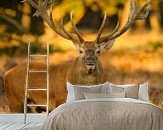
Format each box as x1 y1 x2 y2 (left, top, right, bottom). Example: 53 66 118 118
67 58 103 85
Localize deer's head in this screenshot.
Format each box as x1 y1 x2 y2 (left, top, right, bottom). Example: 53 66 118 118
23 0 151 73
67 12 117 73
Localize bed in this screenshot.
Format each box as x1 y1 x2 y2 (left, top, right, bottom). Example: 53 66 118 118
41 82 163 130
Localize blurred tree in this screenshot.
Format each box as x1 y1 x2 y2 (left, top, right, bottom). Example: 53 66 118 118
159 0 163 31
0 0 162 56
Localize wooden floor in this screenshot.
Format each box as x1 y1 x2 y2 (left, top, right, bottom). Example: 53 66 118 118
0 122 43 130
0 114 47 130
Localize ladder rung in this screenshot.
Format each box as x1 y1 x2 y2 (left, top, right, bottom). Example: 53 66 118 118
27 104 47 107
29 70 47 73
30 54 47 57
28 88 47 91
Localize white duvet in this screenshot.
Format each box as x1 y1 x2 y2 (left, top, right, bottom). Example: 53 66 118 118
42 98 163 130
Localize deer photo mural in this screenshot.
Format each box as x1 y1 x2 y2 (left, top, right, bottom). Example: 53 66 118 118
4 0 151 112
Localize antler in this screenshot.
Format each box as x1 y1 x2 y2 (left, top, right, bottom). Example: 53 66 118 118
22 0 83 43
23 0 151 46
70 12 85 43
95 12 107 44
98 0 151 44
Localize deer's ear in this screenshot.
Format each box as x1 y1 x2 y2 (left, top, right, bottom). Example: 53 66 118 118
99 39 115 51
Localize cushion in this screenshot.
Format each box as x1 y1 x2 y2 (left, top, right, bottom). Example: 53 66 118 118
66 82 110 102
84 92 126 99
74 85 101 100
101 83 113 94
109 82 149 101
111 84 140 99
66 82 75 103
139 83 149 102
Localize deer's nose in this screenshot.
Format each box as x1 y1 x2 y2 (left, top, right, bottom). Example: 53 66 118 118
86 57 96 64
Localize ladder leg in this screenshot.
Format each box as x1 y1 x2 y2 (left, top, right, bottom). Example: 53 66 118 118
46 43 49 116
24 96 27 124
24 42 30 124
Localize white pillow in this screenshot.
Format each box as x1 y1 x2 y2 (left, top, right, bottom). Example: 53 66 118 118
66 82 110 103
138 83 149 102
66 82 75 103
109 83 134 88
84 92 125 99
109 82 149 102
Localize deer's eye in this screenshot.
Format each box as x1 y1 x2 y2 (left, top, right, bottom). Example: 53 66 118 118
96 50 100 54
79 50 84 54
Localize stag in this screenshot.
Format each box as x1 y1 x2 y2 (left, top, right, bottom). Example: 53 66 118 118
4 0 151 112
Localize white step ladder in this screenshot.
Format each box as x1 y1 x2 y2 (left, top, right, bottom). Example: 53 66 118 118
24 42 49 124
